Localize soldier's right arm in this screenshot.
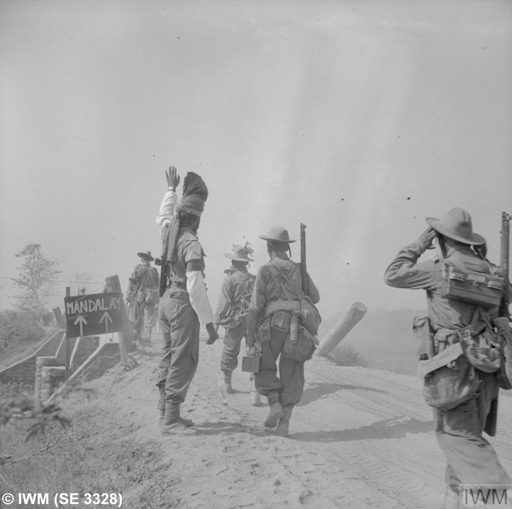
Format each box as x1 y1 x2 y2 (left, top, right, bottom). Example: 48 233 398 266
384 242 436 290
156 167 180 232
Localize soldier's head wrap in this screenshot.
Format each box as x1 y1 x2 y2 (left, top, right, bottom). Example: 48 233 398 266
176 195 205 217
162 172 209 265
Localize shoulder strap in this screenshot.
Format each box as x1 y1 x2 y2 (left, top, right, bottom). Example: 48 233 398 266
267 263 300 301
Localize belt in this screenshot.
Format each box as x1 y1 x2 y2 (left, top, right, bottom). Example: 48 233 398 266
264 299 300 317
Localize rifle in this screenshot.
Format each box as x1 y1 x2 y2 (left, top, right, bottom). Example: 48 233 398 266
500 212 511 319
157 226 171 297
300 223 309 296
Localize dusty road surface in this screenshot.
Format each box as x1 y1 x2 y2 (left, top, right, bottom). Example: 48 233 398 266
70 331 512 509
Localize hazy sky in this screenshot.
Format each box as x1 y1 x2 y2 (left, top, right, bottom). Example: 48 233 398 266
1 0 511 321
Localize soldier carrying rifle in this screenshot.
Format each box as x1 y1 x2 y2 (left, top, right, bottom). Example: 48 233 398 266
384 208 512 508
154 166 219 436
246 225 320 437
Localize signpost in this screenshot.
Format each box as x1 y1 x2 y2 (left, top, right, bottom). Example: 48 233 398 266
64 292 124 338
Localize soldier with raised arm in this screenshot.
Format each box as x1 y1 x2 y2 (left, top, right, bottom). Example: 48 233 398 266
155 166 218 435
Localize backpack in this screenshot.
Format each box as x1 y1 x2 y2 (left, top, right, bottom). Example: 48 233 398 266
268 264 321 336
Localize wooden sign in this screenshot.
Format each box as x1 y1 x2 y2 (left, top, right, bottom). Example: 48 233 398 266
65 292 124 338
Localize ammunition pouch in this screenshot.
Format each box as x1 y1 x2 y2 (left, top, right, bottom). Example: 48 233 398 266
283 326 317 363
270 310 292 332
257 317 271 343
412 316 434 359
419 343 479 410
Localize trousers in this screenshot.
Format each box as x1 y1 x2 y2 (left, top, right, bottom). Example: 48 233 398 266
255 328 305 407
156 288 200 403
135 302 158 338
436 370 510 492
220 322 246 372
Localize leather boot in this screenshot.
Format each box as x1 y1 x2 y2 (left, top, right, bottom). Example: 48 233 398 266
264 393 283 428
276 405 293 437
161 400 195 435
221 370 234 394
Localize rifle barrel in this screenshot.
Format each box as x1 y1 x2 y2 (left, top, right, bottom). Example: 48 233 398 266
300 223 309 295
500 212 511 318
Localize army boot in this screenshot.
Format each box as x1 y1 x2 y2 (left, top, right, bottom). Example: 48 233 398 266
160 400 195 436
221 370 234 394
264 392 284 428
276 405 294 437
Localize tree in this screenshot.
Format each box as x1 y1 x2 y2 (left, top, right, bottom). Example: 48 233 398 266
11 244 61 318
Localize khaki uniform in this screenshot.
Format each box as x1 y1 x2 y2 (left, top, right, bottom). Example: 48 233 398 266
247 254 319 407
127 263 159 340
157 229 204 404
384 241 510 492
215 268 255 372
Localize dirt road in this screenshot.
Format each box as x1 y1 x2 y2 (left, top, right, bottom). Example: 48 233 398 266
79 332 512 509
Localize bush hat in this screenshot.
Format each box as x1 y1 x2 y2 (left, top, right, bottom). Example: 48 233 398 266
225 244 254 262
259 226 296 243
137 250 155 261
426 208 486 246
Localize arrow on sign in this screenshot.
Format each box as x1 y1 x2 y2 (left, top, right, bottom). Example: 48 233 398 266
74 315 87 337
99 311 113 333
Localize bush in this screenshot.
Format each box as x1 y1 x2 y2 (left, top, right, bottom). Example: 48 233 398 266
329 342 370 368
0 310 45 351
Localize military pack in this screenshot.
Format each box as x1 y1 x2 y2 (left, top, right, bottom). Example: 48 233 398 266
443 265 506 309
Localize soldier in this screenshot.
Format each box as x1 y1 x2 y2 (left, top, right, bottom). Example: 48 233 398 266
215 243 261 405
384 208 511 508
246 226 320 437
155 166 219 435
126 251 159 344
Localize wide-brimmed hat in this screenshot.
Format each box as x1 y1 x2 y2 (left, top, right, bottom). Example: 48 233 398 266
224 243 254 262
259 226 296 243
137 250 155 261
425 208 486 246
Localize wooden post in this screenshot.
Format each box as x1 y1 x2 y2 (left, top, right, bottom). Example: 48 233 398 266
317 302 368 357
105 275 134 362
53 306 65 330
64 287 71 379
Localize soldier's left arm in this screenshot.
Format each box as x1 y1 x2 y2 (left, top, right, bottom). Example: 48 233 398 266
246 266 267 338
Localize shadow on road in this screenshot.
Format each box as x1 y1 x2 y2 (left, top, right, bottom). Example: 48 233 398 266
298 382 386 407
291 417 433 443
192 421 267 436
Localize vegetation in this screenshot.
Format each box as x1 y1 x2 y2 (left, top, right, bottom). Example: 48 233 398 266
11 243 61 323
329 342 370 368
0 310 57 370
